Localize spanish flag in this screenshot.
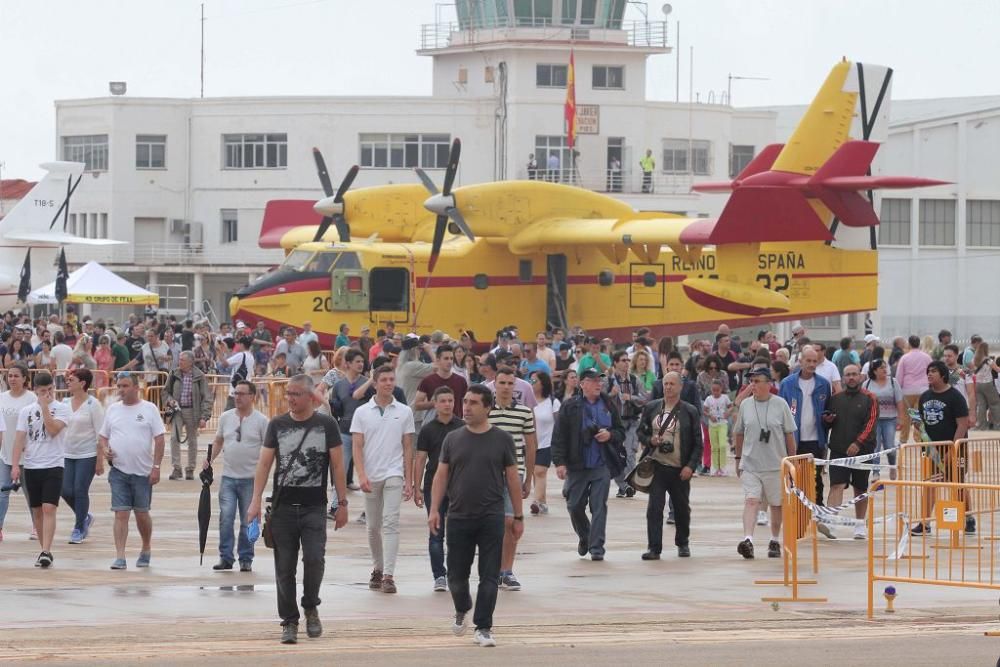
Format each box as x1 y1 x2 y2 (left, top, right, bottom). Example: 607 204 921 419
564 50 577 150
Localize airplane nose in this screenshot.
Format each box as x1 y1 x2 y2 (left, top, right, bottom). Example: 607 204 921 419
228 295 240 319
314 196 344 216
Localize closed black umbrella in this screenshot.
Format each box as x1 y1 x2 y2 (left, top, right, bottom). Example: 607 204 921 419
16 249 31 304
198 444 214 565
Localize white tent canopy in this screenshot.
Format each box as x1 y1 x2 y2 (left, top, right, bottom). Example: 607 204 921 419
28 261 158 306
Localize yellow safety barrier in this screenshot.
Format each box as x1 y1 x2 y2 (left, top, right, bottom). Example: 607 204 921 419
755 454 827 603
868 478 1000 618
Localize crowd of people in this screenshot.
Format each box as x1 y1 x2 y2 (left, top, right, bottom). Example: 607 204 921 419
0 307 998 646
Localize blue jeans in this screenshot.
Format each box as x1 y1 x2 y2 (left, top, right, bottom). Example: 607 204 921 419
61 456 97 531
876 418 898 465
423 486 449 579
0 462 13 528
219 476 254 564
341 431 353 483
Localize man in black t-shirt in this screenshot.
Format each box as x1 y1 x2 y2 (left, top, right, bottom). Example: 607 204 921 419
914 361 972 535
414 387 464 592
248 374 346 645
428 384 520 648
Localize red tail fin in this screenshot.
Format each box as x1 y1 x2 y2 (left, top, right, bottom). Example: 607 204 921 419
259 200 322 248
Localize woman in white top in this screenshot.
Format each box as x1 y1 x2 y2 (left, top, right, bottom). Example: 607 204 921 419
452 345 469 380
61 368 105 544
529 371 560 516
302 340 331 377
0 364 36 540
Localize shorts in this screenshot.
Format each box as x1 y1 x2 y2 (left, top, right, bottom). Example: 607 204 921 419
109 466 153 512
741 469 782 507
23 467 63 508
502 472 525 517
829 464 870 491
535 448 552 468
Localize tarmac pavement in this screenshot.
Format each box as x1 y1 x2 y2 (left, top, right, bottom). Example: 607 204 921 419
1 443 999 665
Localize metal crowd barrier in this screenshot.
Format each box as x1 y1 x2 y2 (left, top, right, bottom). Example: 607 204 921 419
756 454 827 603
867 478 1000 617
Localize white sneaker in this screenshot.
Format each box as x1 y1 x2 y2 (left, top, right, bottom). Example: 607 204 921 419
853 524 867 540
756 511 768 526
474 628 497 647
452 612 468 636
434 576 448 592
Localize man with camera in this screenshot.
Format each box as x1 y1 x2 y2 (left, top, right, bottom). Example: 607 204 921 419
734 367 797 559
635 371 703 560
164 351 213 481
551 368 626 561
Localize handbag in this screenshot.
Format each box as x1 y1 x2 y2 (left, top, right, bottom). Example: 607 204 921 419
262 425 313 549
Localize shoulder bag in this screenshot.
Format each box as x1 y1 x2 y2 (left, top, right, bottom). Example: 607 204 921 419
262 425 312 549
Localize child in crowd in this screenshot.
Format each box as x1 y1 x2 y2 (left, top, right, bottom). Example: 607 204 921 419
703 379 733 475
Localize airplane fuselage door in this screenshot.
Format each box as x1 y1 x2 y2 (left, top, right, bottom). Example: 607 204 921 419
368 266 410 325
331 268 368 312
629 263 664 309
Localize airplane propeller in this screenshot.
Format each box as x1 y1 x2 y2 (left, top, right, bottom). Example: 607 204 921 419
311 148 359 243
416 138 474 272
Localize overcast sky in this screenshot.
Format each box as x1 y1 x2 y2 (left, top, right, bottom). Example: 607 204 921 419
1 0 998 179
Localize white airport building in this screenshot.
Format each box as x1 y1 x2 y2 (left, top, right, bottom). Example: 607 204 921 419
48 0 1000 342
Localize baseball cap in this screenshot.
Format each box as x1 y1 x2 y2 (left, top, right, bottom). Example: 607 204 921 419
747 366 772 380
579 369 605 381
863 334 880 344
791 325 805 335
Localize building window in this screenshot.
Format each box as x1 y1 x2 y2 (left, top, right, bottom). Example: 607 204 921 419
919 199 955 246
135 134 166 169
61 135 108 172
514 0 555 26
534 135 572 181
536 64 568 88
222 134 287 169
100 212 108 239
359 134 451 169
592 65 624 90
967 200 1000 247
879 198 911 246
729 144 755 178
221 209 238 244
661 139 711 175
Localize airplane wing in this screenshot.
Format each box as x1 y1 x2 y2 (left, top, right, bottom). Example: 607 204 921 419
5 232 126 246
506 215 699 264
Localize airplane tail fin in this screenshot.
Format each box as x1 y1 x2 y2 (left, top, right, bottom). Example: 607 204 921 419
771 61 893 176
0 162 84 236
259 200 322 248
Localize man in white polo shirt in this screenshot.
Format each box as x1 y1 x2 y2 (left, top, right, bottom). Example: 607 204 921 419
352 365 415 595
99 373 166 570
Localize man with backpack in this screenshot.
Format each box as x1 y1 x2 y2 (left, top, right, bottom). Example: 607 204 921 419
219 336 255 411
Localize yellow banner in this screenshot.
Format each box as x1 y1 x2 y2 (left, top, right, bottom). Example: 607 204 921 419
66 294 159 305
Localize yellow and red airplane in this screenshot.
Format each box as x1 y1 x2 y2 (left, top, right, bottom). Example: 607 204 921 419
230 60 945 346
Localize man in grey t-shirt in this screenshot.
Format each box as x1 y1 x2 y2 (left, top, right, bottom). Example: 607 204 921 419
733 368 796 559
205 381 269 572
428 385 521 648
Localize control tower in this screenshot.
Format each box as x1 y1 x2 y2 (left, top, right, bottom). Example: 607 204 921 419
418 1 671 184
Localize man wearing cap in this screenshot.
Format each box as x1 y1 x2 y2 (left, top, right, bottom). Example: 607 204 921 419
634 371 702 560
735 367 797 559
552 368 626 561
860 334 881 367
358 327 373 357
297 322 319 348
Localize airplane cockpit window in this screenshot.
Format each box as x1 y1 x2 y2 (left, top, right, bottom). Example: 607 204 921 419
303 252 338 273
280 250 314 272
